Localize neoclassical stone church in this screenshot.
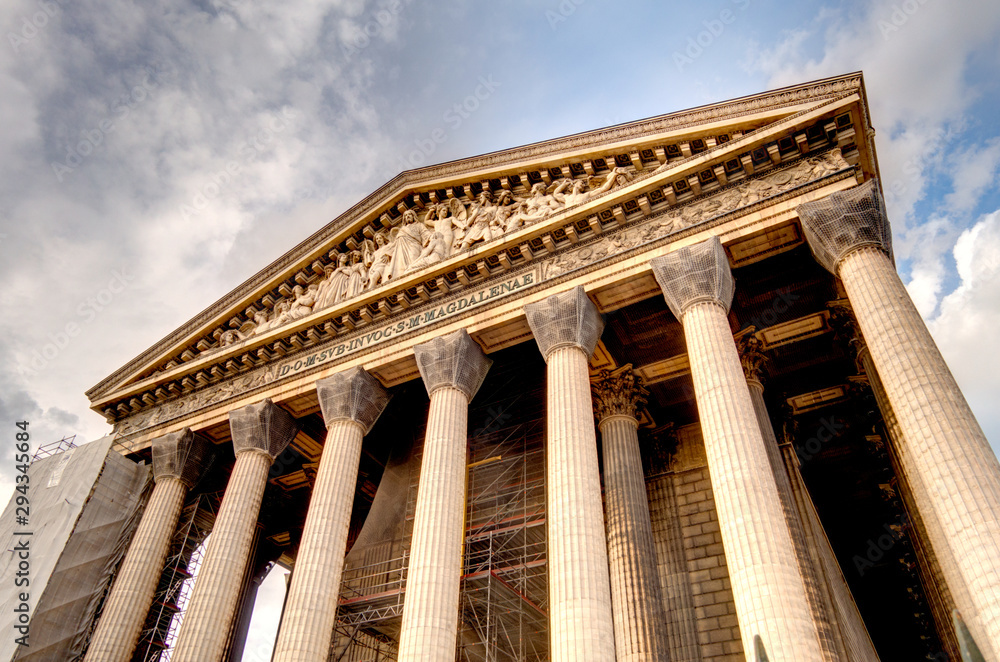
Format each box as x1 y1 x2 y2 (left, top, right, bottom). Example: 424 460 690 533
31 73 1000 661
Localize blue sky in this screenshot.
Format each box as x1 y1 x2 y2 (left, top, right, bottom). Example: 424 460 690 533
2 0 999 658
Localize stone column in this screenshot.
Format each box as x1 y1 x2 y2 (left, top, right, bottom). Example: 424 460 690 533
171 399 297 662
798 181 1000 656
84 429 209 662
524 286 615 662
738 333 880 662
829 301 961 658
591 365 670 662
272 367 390 662
397 330 492 661
650 237 825 661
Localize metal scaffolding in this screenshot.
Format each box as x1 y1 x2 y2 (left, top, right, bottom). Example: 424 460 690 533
131 492 221 662
31 434 77 461
330 392 549 661
459 416 548 662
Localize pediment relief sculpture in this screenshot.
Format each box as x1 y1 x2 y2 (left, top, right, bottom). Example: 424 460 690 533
209 167 635 350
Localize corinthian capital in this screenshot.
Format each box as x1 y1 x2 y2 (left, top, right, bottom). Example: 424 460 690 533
736 331 770 385
413 329 492 400
524 286 604 360
316 366 391 434
228 399 299 459
795 179 892 274
650 236 735 320
151 428 211 487
591 364 649 423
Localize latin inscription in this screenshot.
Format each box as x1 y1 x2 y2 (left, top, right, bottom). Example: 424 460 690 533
276 271 535 380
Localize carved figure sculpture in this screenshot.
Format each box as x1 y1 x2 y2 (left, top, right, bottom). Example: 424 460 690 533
386 210 429 281
365 231 392 290
524 182 561 216
459 190 498 251
406 231 449 274
219 329 245 347
425 200 466 258
288 284 317 321
345 251 367 300
318 252 351 309
552 169 624 208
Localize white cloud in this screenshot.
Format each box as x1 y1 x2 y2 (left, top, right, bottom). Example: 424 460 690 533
929 209 1000 449
744 0 1000 251
945 137 1000 213
903 215 959 317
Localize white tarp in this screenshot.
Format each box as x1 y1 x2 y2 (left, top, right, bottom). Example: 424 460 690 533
0 436 150 662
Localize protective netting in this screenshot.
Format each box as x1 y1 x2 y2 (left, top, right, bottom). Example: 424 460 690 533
228 398 299 458
650 236 735 319
413 329 492 400
151 428 211 488
523 285 604 360
316 367 392 434
0 436 150 662
795 178 892 274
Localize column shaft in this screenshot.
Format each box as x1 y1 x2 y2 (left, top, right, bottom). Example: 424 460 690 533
840 247 1000 654
780 446 880 661
601 415 669 661
746 381 843 662
272 420 364 661
646 473 701 661
171 449 272 662
397 386 469 661
84 477 186 662
860 357 961 658
683 302 823 661
547 346 615 661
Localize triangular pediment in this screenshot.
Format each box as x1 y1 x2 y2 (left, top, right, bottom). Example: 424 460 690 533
89 73 876 431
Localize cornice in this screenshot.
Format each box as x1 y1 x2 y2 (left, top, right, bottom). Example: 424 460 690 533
88 73 865 402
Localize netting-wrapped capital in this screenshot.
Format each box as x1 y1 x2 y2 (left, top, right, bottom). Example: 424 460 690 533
650 236 735 320
316 366 391 434
151 428 211 487
796 179 892 274
228 398 299 459
414 329 492 400
524 285 604 360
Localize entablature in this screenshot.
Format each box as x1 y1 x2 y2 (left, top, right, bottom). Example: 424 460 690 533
89 74 880 452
